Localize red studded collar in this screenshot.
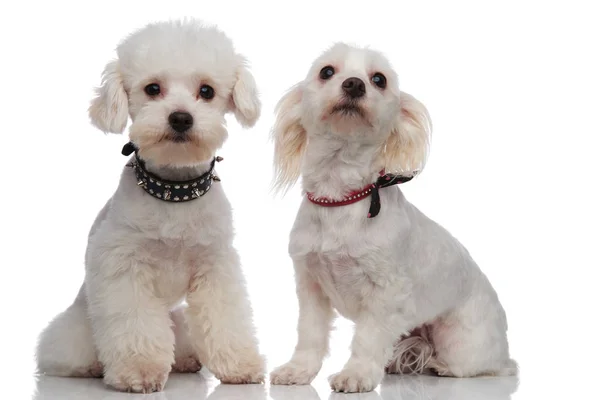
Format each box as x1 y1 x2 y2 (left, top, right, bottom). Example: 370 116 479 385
306 171 414 218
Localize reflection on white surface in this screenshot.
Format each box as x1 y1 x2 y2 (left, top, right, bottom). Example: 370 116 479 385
33 373 212 400
379 375 518 400
33 371 519 400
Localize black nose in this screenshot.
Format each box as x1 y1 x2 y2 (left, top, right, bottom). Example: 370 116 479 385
342 77 366 98
168 112 193 133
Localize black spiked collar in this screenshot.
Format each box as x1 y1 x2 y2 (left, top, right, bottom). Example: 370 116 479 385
121 142 222 203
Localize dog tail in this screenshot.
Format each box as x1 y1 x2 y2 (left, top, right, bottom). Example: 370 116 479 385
385 326 435 374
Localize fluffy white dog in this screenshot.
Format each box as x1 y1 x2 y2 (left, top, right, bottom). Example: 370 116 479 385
35 19 265 393
269 43 517 393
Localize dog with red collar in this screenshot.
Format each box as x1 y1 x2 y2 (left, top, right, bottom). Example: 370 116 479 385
269 42 517 393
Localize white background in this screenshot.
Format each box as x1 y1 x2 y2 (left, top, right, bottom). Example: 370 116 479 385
1 1 599 399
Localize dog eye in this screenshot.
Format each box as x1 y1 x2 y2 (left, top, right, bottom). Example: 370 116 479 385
144 83 161 96
371 73 387 89
319 66 335 80
199 84 215 100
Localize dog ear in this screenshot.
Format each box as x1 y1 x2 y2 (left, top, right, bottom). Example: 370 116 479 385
271 84 307 193
382 91 432 174
88 59 129 134
230 60 261 128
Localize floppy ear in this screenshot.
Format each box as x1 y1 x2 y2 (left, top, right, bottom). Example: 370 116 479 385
271 84 307 193
88 59 129 134
230 61 261 128
382 91 432 174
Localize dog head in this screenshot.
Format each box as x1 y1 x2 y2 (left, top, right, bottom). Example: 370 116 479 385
272 43 431 191
88 19 260 167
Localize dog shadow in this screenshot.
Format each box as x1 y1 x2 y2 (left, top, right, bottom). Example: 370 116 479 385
379 374 520 400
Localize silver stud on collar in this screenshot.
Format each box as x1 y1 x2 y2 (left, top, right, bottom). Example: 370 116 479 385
163 190 171 200
137 180 145 186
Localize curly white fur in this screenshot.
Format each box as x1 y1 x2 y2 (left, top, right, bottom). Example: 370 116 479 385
35 19 265 393
269 43 517 393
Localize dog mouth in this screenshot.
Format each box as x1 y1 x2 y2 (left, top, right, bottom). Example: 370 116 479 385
170 135 189 143
164 132 192 143
331 102 365 119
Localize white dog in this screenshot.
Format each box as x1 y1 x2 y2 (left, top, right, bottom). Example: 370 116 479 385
269 43 517 393
36 19 265 393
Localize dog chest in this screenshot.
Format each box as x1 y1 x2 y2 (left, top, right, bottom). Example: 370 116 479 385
291 204 405 320
305 252 372 320
133 239 204 302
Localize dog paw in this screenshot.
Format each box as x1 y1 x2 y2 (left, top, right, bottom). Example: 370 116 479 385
213 353 265 384
328 366 381 393
172 356 202 373
217 369 265 385
270 362 319 385
104 360 170 393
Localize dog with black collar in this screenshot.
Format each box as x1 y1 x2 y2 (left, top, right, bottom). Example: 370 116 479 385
35 19 265 393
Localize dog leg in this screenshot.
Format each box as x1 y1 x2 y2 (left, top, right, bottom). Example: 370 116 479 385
36 285 102 377
171 305 202 373
271 257 334 385
186 249 265 384
87 263 174 393
430 291 518 378
329 314 404 393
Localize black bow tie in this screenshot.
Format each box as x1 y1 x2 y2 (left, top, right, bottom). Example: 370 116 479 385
367 173 414 218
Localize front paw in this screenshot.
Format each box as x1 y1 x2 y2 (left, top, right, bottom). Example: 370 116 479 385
212 353 266 384
270 361 320 385
328 364 382 393
104 359 171 393
216 369 265 385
